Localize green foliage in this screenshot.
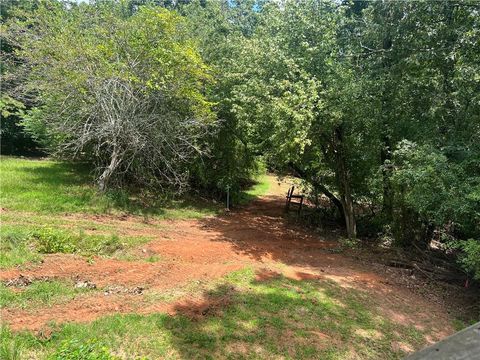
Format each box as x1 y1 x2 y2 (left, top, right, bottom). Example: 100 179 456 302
456 239 480 280
392 141 479 236
183 0 480 269
31 227 135 257
0 95 41 155
34 228 77 254
6 1 213 190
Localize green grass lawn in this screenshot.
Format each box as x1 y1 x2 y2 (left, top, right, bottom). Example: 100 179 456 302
0 157 220 216
0 269 426 360
238 174 271 205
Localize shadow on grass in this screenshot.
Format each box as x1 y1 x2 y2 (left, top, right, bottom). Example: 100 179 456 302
0 272 427 360
163 275 424 359
16 162 94 187
2 158 220 217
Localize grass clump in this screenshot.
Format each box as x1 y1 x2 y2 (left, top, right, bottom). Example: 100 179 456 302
0 224 151 269
0 228 42 268
51 339 119 360
0 279 93 310
31 227 140 256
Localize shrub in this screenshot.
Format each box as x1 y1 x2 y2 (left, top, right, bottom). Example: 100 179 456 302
457 239 480 281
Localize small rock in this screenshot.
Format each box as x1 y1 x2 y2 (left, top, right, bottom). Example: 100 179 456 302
131 286 144 295
75 280 96 289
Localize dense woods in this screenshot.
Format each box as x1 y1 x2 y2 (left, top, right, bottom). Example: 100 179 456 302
1 0 479 280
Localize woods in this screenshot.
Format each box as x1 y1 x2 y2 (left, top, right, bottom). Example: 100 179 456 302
1 0 479 280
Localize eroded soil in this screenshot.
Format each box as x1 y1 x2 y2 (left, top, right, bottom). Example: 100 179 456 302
0 177 457 346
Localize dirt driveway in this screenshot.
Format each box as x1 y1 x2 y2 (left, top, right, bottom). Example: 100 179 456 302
0 177 455 344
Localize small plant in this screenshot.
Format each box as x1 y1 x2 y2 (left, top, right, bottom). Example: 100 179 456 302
0 339 21 360
0 327 21 360
146 255 161 263
339 237 360 250
34 228 76 254
52 339 118 360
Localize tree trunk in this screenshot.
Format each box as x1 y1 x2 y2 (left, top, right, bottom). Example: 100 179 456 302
98 145 121 192
381 134 393 221
380 13 394 221
334 126 356 239
341 191 356 239
316 183 344 222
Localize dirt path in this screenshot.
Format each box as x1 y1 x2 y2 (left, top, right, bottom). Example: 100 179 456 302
0 177 454 344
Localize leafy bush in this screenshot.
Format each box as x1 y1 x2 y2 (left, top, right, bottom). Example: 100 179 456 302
456 239 480 280
31 227 135 256
391 141 479 239
8 3 213 191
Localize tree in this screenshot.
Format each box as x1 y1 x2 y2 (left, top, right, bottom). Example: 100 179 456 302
6 1 213 191
0 0 42 155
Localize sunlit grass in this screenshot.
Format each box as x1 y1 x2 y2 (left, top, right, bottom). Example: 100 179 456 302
0 223 154 269
0 156 223 269
238 174 271 204
0 279 94 310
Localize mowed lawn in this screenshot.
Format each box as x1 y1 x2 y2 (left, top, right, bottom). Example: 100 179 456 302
0 157 450 359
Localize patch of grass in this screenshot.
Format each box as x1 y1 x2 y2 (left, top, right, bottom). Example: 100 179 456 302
238 174 271 204
0 157 220 217
0 224 152 269
0 157 107 214
2 268 438 359
0 327 24 360
0 227 42 269
0 279 93 310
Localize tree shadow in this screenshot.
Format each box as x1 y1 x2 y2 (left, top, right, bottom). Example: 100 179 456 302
1 271 451 359
196 195 345 268
15 161 94 187
9 161 220 216
160 274 423 359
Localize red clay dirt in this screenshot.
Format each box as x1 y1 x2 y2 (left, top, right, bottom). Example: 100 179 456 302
0 177 455 344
